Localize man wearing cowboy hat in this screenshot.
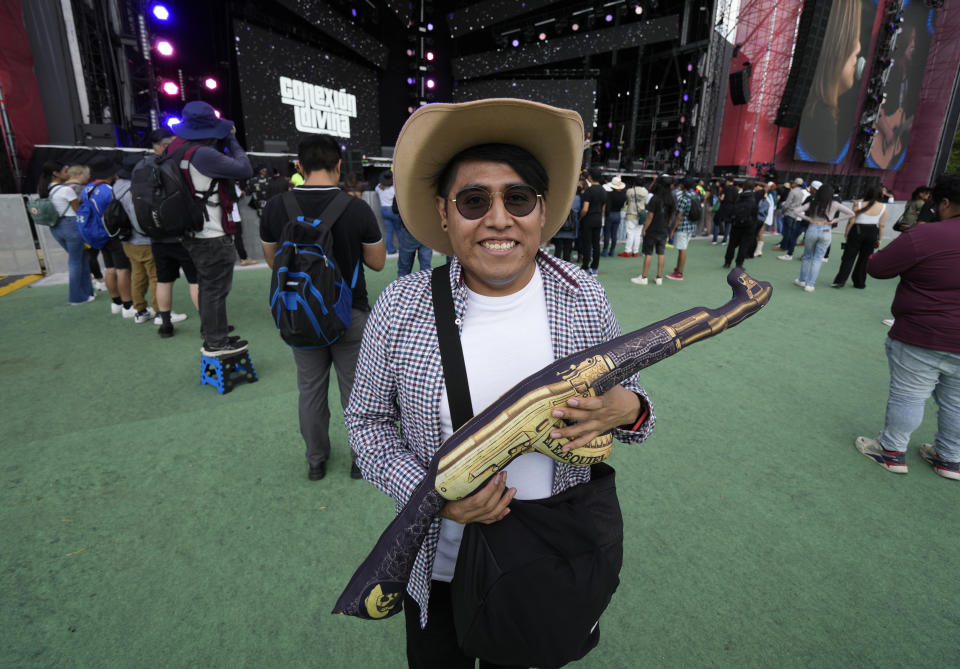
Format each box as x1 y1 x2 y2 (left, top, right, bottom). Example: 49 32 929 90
602 175 627 256
170 101 253 357
344 99 654 666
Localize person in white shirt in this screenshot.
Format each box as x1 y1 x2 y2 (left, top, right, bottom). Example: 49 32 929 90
376 170 399 254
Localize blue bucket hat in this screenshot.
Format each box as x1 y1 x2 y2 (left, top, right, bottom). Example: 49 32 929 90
174 101 233 140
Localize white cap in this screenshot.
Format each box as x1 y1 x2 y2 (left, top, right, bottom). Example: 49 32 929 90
810 180 823 190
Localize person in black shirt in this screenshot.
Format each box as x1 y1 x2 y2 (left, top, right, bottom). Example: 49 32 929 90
578 167 606 274
630 180 672 286
602 176 627 256
260 135 386 481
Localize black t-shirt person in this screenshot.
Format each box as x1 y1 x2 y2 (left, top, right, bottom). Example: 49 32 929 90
259 186 382 310
580 184 607 228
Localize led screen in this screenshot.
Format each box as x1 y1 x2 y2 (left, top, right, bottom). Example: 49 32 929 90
453 79 597 135
233 21 380 154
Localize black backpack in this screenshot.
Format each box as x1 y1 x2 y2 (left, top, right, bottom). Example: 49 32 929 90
102 182 133 241
732 192 756 227
130 141 216 238
269 191 357 348
686 191 702 222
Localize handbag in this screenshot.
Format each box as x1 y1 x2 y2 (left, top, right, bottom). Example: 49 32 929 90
431 263 624 669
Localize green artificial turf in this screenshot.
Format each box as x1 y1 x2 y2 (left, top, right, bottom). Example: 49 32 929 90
1 236 956 668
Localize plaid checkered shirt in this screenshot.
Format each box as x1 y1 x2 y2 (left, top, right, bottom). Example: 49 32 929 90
675 190 698 234
346 251 655 627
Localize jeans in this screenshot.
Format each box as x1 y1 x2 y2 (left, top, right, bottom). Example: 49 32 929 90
797 223 832 287
397 226 432 278
292 309 368 467
182 235 236 347
602 211 621 254
712 211 731 243
50 216 94 303
780 216 801 255
381 207 400 254
878 337 960 462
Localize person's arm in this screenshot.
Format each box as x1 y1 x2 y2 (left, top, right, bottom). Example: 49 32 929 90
357 200 386 270
346 289 429 507
363 241 386 270
798 201 813 222
579 198 589 219
877 207 888 248
261 242 278 268
844 202 859 240
833 201 857 224
258 198 279 268
866 233 918 279
190 135 253 180
642 209 653 235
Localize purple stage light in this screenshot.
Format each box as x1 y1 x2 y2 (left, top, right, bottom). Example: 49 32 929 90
538 32 546 41
511 39 519 47
605 14 613 22
426 79 436 89
165 116 181 128
351 8 357 17
673 150 680 157
676 136 683 143
426 51 435 61
406 48 415 57
204 77 218 90
604 141 611 148
156 41 174 56
406 76 416 85
635 4 642 14
427 22 434 31
161 81 179 96
151 4 170 21
683 94 689 101
214 109 221 118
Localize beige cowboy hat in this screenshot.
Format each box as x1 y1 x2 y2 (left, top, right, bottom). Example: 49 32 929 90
392 98 584 256
609 175 626 190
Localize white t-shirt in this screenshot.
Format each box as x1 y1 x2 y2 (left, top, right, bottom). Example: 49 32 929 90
432 267 556 582
49 183 78 218
376 184 395 208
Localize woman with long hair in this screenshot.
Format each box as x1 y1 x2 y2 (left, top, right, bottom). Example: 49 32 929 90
832 186 888 289
37 161 67 198
795 2 862 163
794 184 855 291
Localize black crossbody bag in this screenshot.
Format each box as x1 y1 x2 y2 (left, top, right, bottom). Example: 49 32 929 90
431 263 624 669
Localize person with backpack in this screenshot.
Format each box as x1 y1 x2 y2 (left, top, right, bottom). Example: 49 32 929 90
619 176 649 257
168 101 253 357
114 153 160 321
47 164 95 304
259 134 385 482
723 180 759 269
666 176 701 280
79 156 134 315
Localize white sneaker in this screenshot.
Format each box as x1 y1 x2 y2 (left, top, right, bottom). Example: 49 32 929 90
778 254 793 261
630 276 648 286
821 257 828 263
122 306 136 319
803 285 815 292
654 277 663 286
793 279 805 288
93 280 107 292
134 307 156 324
111 302 123 315
154 312 188 325
882 318 895 327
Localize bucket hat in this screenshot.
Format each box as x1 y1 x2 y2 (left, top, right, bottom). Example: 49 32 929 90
173 101 233 141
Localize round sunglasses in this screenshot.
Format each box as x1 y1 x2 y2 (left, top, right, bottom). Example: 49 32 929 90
448 185 542 220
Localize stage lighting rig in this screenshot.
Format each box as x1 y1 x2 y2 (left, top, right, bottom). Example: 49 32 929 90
151 4 170 22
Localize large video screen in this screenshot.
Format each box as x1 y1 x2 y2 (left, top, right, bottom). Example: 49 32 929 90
233 21 380 155
865 0 936 170
794 0 880 164
453 79 596 135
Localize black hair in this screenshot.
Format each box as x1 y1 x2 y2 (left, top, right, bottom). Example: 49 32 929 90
434 143 548 198
910 185 932 201
855 186 882 215
298 134 342 175
931 173 960 206
811 184 835 218
38 160 64 198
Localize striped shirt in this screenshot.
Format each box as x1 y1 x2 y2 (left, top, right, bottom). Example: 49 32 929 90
345 251 655 626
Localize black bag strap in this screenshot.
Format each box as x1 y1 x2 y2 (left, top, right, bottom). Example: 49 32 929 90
281 190 352 229
431 263 474 431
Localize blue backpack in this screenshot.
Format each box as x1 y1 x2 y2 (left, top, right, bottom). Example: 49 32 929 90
76 182 117 249
269 191 357 348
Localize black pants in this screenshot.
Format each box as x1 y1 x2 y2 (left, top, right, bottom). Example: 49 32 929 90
85 248 103 279
833 224 878 288
182 235 236 347
724 226 753 267
553 237 574 262
233 222 248 260
405 581 526 669
579 224 602 271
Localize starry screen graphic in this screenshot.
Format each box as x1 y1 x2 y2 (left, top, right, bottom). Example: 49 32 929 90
453 79 597 134
233 21 380 154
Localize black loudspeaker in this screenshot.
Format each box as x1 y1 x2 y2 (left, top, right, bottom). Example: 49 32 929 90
729 70 751 106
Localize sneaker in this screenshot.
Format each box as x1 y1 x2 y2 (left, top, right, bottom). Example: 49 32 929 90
919 443 960 481
617 252 631 258
201 339 249 357
93 280 107 292
238 258 258 266
778 254 793 261
882 318 895 327
630 276 648 286
158 323 174 338
855 436 908 474
793 279 806 288
122 306 136 319
134 308 156 324
654 276 663 286
803 285 815 293
153 312 188 326
631 252 638 257
350 463 363 479
667 271 684 280
111 302 123 315
821 257 828 263
711 241 718 245
666 242 675 249
589 268 598 276
830 283 842 288
70 295 96 305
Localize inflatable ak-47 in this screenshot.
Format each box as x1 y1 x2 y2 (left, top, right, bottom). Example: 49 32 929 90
334 268 773 620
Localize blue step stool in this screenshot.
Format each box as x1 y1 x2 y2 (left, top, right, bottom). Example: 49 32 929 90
201 349 258 394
